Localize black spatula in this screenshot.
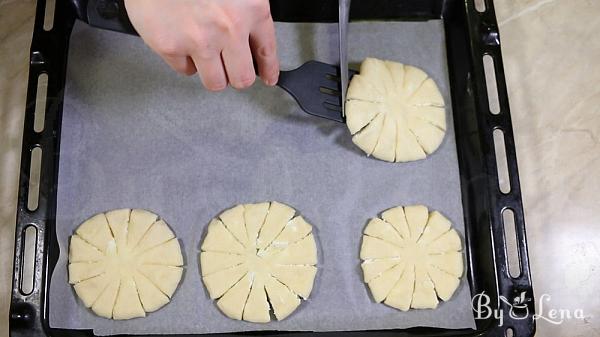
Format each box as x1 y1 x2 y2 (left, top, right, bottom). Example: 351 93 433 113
277 0 353 123
277 61 357 123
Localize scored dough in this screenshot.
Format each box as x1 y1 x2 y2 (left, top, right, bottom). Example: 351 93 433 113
68 209 184 320
200 202 318 323
359 205 464 311
346 58 446 162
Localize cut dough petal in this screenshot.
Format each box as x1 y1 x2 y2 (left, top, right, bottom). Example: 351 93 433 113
270 265 317 299
367 262 405 303
407 115 445 155
138 239 183 266
360 236 403 259
75 213 114 252
90 277 120 319
217 273 253 320
361 258 402 283
69 261 106 284
135 219 175 253
346 100 381 135
385 60 405 92
418 211 452 246
202 219 245 254
264 276 301 321
73 273 111 308
112 275 146 320
219 204 249 247
269 234 317 265
381 206 411 240
127 209 158 249
426 265 460 301
427 251 464 277
243 273 271 323
384 264 415 311
407 105 446 131
200 252 246 276
244 202 270 245
133 271 170 312
272 216 312 246
409 78 444 107
352 112 384 156
360 58 395 94
105 209 130 252
371 114 398 162
402 65 429 98
404 205 429 241
396 120 427 162
256 202 296 250
347 74 383 102
427 229 462 254
411 264 439 309
202 264 248 299
137 265 183 298
364 218 405 246
69 235 104 262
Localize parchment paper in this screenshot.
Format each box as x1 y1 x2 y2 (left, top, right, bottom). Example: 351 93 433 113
49 20 476 335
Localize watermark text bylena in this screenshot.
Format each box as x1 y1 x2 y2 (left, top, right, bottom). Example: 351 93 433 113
472 292 585 327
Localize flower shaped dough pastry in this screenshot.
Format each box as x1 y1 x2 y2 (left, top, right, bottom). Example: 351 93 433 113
346 58 446 162
200 202 318 322
68 209 184 319
359 205 463 310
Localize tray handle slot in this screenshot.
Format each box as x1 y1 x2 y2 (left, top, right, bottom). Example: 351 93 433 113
483 55 501 115
474 0 486 13
43 0 55 31
468 0 535 335
502 208 521 278
27 147 43 211
33 73 48 133
493 129 511 194
19 225 39 295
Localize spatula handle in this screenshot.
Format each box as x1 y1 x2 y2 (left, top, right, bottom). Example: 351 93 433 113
70 0 138 35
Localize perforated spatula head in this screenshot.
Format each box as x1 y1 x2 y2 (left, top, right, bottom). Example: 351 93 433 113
277 61 358 123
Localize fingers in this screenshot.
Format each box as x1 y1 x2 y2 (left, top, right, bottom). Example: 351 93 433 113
221 37 256 90
163 55 197 76
250 16 279 86
192 53 228 91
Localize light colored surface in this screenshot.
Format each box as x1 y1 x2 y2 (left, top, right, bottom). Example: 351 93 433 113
1 0 599 335
360 205 463 310
200 202 317 322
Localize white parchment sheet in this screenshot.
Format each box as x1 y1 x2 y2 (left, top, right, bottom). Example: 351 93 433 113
49 20 476 335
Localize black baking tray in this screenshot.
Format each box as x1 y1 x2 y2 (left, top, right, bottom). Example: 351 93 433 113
10 0 535 336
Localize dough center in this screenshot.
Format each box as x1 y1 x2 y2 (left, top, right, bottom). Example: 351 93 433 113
400 242 427 265
246 253 271 274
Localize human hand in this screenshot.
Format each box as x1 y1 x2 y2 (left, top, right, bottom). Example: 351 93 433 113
124 0 279 91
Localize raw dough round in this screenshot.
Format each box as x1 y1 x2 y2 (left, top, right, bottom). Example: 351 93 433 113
200 201 318 322
359 205 463 310
68 209 184 320
345 58 446 162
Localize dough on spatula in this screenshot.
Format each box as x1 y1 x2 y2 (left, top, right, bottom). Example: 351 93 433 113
68 209 183 319
359 205 464 311
200 202 318 322
346 58 446 162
